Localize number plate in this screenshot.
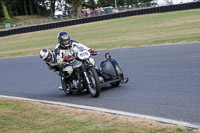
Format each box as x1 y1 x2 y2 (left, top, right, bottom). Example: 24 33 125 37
77 50 91 60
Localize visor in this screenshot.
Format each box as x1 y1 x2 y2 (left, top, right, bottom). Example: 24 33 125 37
44 53 52 62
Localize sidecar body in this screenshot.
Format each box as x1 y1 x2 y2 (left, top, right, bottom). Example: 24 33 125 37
99 53 128 87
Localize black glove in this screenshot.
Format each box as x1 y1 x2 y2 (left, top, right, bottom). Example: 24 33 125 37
63 56 73 62
90 49 98 56
46 63 59 71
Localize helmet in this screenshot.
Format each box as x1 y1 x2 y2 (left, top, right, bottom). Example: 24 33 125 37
57 31 71 48
40 48 54 62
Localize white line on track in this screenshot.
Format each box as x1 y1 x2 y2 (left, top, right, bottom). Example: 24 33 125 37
0 95 199 129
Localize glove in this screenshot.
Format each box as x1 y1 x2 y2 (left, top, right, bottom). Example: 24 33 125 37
90 49 98 56
63 56 73 62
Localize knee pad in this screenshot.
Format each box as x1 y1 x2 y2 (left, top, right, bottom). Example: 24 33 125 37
63 66 73 77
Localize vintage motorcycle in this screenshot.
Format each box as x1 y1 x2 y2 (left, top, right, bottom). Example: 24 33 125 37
60 48 128 97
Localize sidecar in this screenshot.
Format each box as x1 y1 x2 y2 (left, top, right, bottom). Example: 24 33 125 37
98 53 129 87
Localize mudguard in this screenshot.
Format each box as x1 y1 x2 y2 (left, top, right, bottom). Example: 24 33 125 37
100 53 124 80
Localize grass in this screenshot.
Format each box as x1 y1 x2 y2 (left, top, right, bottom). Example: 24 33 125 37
0 97 199 133
0 9 200 58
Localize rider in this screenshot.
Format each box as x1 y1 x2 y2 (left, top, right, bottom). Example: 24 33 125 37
39 48 59 73
40 31 97 90
55 31 97 90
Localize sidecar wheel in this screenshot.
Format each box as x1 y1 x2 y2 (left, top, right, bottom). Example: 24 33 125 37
110 81 120 87
87 68 101 97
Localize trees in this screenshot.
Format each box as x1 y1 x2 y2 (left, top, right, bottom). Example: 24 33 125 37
0 0 11 20
24 0 28 15
0 0 52 20
83 0 97 9
120 0 138 5
98 0 142 7
4 0 18 16
0 0 151 22
50 0 56 17
66 0 82 17
75 0 82 17
97 0 115 7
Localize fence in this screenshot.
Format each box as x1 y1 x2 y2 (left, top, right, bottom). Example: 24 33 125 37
0 15 82 30
0 2 200 37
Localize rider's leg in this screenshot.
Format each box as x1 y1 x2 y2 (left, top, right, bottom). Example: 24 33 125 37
59 65 73 90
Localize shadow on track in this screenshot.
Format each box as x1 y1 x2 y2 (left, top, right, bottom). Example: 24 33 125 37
59 85 122 98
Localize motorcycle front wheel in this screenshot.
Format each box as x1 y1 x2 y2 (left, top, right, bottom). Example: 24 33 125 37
87 67 101 97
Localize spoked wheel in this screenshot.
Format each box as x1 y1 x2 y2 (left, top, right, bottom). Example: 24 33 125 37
87 67 101 97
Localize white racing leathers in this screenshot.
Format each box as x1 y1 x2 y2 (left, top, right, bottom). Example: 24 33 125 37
45 53 59 74
54 40 95 78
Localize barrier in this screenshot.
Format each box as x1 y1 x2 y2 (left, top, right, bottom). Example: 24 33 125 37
0 2 199 37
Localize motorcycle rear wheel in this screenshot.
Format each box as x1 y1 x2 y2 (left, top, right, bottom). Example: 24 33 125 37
87 67 101 97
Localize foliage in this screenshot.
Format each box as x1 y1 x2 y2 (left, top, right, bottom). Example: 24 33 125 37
0 0 11 20
0 0 144 22
83 0 98 9
97 0 140 7
119 0 138 5
0 0 51 20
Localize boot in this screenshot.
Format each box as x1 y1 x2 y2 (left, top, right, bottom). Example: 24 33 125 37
59 76 67 90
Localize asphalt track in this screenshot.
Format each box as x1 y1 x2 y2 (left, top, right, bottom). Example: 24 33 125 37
0 43 200 128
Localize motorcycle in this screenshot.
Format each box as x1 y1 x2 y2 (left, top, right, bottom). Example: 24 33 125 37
60 48 128 97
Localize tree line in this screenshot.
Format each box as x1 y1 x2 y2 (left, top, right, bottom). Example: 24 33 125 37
0 0 150 22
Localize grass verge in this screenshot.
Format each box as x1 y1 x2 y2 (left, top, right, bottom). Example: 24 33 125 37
0 97 199 133
0 9 200 58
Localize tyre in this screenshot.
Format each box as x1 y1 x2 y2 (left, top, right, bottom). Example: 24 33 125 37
87 67 101 97
64 90 73 95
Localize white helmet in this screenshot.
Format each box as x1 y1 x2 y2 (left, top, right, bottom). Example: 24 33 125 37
40 48 54 62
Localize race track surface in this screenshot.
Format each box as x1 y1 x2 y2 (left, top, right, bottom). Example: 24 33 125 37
0 43 200 126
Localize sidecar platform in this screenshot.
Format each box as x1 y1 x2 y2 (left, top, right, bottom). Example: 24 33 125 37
100 78 128 86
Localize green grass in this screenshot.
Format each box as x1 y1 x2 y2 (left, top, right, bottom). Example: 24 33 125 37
0 9 200 58
0 98 197 133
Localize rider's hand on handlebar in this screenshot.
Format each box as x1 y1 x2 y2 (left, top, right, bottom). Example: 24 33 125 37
63 56 73 62
90 49 98 56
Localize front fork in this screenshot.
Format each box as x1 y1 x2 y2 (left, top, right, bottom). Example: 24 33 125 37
83 69 91 85
80 63 92 85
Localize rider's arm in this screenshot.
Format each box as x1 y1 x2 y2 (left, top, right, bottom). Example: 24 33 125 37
54 45 64 65
46 52 59 71
73 42 98 56
71 40 89 53
45 49 59 71
46 62 58 70
77 43 90 51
